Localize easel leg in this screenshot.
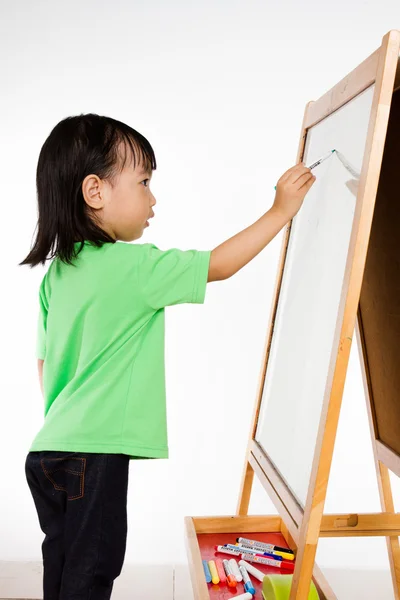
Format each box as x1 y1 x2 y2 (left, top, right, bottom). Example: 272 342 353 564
237 457 254 516
377 462 400 599
357 318 400 598
289 536 319 600
282 516 339 600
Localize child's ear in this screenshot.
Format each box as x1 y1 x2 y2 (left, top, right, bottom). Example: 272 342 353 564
81 174 106 210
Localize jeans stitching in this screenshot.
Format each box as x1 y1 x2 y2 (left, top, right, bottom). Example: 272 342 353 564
40 457 86 500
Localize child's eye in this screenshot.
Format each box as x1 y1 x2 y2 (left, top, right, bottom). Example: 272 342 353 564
141 179 150 187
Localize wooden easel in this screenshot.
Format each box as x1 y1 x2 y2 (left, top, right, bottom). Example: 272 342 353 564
236 30 400 600
185 30 400 600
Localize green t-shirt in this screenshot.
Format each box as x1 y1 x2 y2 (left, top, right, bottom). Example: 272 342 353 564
31 241 211 459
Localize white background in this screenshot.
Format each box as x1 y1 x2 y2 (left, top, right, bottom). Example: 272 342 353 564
1 0 400 583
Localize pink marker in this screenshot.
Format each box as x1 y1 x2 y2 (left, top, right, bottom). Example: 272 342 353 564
241 553 295 573
216 560 226 584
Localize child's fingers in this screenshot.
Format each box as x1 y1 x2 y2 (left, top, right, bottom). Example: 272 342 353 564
278 164 302 183
292 172 314 189
299 173 316 190
289 167 313 186
278 163 309 185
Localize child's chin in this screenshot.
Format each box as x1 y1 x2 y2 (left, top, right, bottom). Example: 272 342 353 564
120 230 144 243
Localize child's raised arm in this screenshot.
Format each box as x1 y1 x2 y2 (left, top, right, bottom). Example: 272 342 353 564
208 163 315 282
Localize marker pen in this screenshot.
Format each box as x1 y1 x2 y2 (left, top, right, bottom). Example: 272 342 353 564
231 594 253 600
222 559 237 588
229 558 243 582
239 565 256 595
223 544 267 557
202 559 212 583
308 149 336 170
238 559 266 582
236 542 293 561
215 545 242 557
274 149 335 189
208 560 219 585
227 544 259 554
237 537 295 556
241 553 295 573
233 544 284 561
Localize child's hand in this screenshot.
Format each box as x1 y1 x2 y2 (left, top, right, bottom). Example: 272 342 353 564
273 163 316 220
208 163 316 282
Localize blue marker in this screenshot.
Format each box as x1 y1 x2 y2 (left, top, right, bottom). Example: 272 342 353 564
274 149 336 189
202 559 212 583
224 544 283 561
240 565 256 595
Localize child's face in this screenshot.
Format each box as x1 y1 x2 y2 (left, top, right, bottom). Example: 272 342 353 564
102 161 156 242
83 147 156 242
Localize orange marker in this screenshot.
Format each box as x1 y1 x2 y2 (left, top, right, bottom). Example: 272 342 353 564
222 559 237 587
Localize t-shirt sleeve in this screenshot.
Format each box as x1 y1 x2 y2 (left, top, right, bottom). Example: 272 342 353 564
138 244 211 310
37 279 48 360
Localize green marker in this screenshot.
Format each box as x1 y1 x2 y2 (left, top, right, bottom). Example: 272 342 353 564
275 149 336 190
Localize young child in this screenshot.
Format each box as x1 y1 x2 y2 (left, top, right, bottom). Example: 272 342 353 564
21 113 315 599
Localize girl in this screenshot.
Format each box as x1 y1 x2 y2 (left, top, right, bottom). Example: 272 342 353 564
22 113 314 599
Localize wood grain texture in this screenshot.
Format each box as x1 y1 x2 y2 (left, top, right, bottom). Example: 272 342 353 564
304 48 380 129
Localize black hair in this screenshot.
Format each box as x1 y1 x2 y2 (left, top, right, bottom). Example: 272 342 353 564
21 113 157 267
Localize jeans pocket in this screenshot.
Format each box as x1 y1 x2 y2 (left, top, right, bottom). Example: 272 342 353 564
41 456 86 501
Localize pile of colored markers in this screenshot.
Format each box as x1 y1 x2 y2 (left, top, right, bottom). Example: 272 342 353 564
202 537 296 599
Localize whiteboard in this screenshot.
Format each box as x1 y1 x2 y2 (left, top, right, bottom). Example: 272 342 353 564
255 85 375 506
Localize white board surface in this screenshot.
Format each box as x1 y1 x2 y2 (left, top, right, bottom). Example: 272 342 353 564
255 85 375 506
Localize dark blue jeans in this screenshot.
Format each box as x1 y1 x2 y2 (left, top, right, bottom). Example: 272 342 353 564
25 451 130 600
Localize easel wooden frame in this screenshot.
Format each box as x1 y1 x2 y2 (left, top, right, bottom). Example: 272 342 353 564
236 29 400 600
185 30 400 600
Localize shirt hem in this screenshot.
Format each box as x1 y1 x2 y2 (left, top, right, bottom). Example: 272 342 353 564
29 440 169 459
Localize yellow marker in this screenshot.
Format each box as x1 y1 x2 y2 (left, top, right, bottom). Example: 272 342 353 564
208 560 220 585
273 550 295 561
